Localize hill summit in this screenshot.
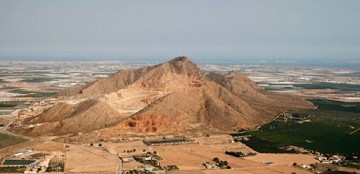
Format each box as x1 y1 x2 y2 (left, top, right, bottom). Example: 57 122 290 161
16 56 313 136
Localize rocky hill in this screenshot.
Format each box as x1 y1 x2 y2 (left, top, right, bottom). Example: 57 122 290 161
15 57 313 136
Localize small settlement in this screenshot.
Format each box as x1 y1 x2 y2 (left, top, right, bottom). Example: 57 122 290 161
0 149 65 173
118 137 194 174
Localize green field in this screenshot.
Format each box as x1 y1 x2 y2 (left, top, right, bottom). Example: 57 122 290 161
7 88 57 98
0 103 18 110
0 101 26 110
20 77 54 83
0 103 17 108
343 71 360 77
0 133 27 149
294 83 360 92
309 99 360 113
18 92 56 98
8 88 35 94
241 115 359 155
239 99 360 156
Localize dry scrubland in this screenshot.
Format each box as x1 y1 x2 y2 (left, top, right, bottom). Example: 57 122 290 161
1 57 340 174
13 57 312 138
65 144 118 174
0 131 329 174
103 135 316 174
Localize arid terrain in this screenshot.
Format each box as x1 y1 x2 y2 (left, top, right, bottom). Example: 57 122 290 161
1 0 360 173
9 57 313 138
1 57 359 174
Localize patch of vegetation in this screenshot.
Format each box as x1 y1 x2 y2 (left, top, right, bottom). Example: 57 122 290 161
239 108 360 156
0 86 17 90
8 89 34 94
45 158 65 172
0 133 27 149
17 92 56 98
14 71 52 75
0 166 26 173
294 82 360 91
300 109 360 120
0 101 26 111
92 72 111 76
238 135 290 153
7 88 57 98
225 151 256 157
125 170 154 174
164 165 179 171
20 77 54 83
0 103 17 108
203 157 231 169
0 110 12 115
342 71 360 77
0 74 15 77
0 79 7 83
309 99 360 113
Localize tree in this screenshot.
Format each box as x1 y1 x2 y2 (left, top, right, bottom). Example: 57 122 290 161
218 160 228 167
223 161 228 166
212 157 220 163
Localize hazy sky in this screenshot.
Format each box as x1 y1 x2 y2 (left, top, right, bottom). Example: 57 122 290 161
0 0 359 60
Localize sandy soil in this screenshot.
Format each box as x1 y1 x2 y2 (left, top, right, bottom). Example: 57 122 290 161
32 141 64 152
122 161 143 171
203 165 312 174
244 153 318 166
0 140 36 158
153 142 260 170
0 117 10 125
0 135 330 174
167 171 205 174
103 135 318 174
110 140 151 155
104 89 164 116
65 144 118 174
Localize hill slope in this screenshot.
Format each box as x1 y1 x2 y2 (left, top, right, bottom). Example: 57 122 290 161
15 57 313 136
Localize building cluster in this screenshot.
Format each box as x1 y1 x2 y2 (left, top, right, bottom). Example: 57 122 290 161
121 151 179 174
0 149 64 173
203 157 231 170
315 155 344 164
279 112 310 122
299 164 314 171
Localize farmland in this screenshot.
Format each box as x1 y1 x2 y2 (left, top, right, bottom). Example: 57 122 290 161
309 99 360 113
17 92 56 98
239 99 360 156
20 77 55 83
294 83 360 92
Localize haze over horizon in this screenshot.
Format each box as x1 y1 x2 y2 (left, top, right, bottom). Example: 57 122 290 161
0 0 359 61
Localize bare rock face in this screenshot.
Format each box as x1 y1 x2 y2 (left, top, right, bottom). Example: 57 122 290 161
18 56 313 136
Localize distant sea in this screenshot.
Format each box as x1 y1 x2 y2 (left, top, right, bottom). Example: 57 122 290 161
0 57 359 68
